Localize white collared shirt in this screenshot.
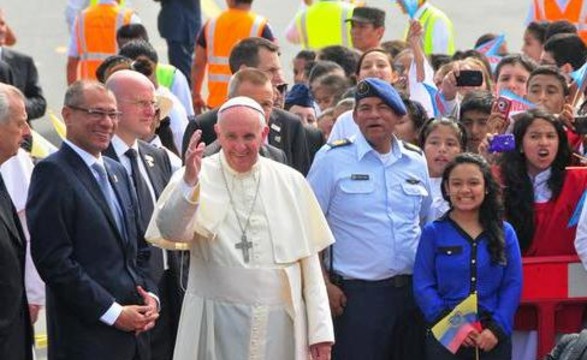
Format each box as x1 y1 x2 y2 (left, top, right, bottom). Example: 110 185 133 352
530 168 553 204
111 136 157 206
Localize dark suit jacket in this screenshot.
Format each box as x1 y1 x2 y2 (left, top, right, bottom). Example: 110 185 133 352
1 48 46 120
304 125 326 165
27 143 153 360
0 59 14 84
104 140 185 360
0 176 33 360
183 107 311 174
203 139 288 164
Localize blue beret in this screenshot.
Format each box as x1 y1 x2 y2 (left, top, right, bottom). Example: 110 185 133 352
284 84 314 108
355 78 407 116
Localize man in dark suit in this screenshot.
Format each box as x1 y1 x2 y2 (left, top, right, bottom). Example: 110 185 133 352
182 68 311 174
0 9 46 121
27 81 159 360
105 70 184 360
0 84 33 360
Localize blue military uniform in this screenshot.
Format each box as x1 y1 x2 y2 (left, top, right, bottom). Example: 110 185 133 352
307 77 431 360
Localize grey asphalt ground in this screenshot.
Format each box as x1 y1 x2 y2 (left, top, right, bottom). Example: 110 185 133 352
1 1 528 358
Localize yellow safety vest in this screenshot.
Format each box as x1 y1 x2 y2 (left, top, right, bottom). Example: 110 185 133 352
295 1 355 50
419 5 455 55
156 63 176 89
90 0 126 6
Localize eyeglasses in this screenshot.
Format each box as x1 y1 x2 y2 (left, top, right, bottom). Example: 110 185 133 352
120 99 159 110
68 106 122 121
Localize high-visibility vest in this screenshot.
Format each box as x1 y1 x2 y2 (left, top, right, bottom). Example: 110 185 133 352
205 9 267 109
90 0 126 6
75 4 133 80
533 0 587 44
295 1 355 50
156 63 177 89
419 5 455 55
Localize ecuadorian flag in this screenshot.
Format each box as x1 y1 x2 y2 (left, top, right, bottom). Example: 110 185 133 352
431 293 481 354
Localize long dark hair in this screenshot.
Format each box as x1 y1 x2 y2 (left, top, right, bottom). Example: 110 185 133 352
498 109 571 252
441 153 506 264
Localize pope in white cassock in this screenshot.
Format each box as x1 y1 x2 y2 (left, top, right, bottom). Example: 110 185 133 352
146 96 335 360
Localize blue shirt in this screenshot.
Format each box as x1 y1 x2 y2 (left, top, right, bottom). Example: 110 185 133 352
307 133 432 280
413 216 523 336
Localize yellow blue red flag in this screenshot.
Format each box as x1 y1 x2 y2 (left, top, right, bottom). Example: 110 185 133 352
431 293 480 354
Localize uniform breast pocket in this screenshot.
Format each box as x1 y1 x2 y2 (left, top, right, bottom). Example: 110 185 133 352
339 176 375 195
436 246 463 256
395 182 428 217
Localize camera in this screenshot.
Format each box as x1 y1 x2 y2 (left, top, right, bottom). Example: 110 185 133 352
488 134 516 153
493 97 512 119
455 70 483 87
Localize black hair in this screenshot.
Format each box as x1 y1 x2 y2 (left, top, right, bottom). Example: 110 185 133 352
526 21 548 44
116 23 149 45
418 117 467 151
228 37 280 74
402 98 428 145
459 90 494 119
294 49 316 62
317 45 361 80
95 55 132 83
307 60 344 85
498 108 571 252
527 65 570 97
380 40 409 59
545 20 577 41
429 54 452 72
119 39 158 63
543 33 587 70
494 54 537 81
442 153 506 264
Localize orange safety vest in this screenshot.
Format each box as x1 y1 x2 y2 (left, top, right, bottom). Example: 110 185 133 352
533 0 587 44
205 9 267 108
75 4 133 80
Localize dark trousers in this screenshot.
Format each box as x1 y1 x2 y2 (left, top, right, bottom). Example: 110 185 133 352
166 40 194 85
425 331 512 360
332 276 426 360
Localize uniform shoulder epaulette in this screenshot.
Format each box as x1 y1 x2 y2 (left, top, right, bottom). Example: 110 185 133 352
327 137 354 149
403 141 423 156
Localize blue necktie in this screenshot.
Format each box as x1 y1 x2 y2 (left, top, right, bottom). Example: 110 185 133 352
92 162 126 240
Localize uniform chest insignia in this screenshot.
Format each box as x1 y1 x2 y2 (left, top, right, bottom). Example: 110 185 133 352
406 178 421 184
351 174 370 181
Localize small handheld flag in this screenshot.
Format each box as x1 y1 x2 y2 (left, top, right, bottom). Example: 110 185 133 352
399 0 419 18
431 293 481 354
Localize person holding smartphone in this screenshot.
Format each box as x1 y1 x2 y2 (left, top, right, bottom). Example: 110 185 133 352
497 108 587 360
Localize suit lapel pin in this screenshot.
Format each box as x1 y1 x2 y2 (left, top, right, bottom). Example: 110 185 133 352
274 135 281 143
270 123 281 132
144 155 155 168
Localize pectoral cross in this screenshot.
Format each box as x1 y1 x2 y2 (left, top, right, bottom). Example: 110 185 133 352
235 234 253 263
